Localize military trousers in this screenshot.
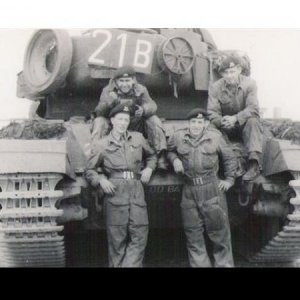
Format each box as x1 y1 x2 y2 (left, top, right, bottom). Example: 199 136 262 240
91 115 167 154
104 179 149 268
222 117 263 165
181 179 234 267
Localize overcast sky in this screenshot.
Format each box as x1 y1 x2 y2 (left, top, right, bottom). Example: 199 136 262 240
0 28 300 120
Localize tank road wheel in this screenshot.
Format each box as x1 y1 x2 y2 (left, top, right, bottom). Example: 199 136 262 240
157 37 195 75
250 172 300 265
23 29 73 95
0 173 65 267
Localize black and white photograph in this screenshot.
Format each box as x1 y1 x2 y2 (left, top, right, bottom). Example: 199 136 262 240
0 1 300 268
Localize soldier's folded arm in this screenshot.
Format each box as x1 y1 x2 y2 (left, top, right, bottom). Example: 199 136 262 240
236 80 260 126
218 136 238 186
207 84 223 128
84 141 107 188
139 86 157 118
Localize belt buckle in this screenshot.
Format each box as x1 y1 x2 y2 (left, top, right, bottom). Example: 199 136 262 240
123 171 134 180
193 177 203 185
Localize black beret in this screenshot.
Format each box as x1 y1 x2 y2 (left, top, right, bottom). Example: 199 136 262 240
113 65 136 80
218 55 241 73
109 103 132 118
186 108 208 120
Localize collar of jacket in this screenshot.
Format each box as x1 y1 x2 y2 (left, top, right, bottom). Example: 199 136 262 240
183 127 211 146
106 79 144 97
107 131 132 146
221 74 245 92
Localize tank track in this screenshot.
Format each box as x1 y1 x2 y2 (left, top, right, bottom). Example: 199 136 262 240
0 173 65 267
250 171 300 265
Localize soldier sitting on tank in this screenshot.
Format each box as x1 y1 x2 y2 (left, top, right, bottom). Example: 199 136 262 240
207 55 263 181
91 65 168 170
167 108 237 267
85 103 157 267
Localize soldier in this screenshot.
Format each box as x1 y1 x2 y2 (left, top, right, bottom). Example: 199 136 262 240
85 103 157 267
167 108 237 267
207 55 263 181
91 65 168 170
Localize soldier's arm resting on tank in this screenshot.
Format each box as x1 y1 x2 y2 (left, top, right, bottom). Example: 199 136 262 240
85 142 116 194
236 80 260 126
139 86 158 118
140 135 157 183
94 88 118 118
217 136 238 190
166 133 184 174
207 85 223 128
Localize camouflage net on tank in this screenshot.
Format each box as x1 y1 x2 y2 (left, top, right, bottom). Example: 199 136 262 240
262 119 300 145
0 119 66 140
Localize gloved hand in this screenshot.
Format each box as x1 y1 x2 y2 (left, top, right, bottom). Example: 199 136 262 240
141 167 153 184
135 105 144 118
218 180 233 192
99 178 116 195
173 158 184 174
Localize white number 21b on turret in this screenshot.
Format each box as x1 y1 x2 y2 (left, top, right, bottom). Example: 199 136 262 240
88 29 159 74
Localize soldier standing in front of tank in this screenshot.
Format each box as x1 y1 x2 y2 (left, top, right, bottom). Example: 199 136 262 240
91 65 168 170
167 108 237 267
85 103 157 267
207 55 263 181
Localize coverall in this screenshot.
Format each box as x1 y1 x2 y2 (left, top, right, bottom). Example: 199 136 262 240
92 80 166 154
85 131 157 267
207 75 263 164
167 127 237 267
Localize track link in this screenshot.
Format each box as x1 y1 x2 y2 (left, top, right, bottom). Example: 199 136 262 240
250 171 300 265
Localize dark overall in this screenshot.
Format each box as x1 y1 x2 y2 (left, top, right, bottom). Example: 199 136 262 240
167 127 237 267
208 75 263 165
92 80 166 154
85 131 157 267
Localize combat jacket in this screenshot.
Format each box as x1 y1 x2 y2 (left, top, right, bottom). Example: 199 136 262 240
167 127 237 184
85 131 157 188
208 75 260 128
95 80 157 118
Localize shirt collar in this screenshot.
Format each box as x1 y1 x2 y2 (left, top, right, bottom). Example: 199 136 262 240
108 130 132 145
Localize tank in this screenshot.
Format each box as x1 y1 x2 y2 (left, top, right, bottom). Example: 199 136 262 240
0 28 299 267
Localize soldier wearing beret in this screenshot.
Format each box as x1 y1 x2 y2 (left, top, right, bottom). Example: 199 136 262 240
85 103 157 267
167 108 237 267
91 65 168 170
208 55 263 181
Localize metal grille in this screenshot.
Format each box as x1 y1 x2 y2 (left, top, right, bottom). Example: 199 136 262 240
0 174 65 267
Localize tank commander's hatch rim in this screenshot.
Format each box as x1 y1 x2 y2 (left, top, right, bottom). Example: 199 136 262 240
23 29 73 95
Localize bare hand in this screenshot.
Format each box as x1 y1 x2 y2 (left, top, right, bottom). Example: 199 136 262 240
135 105 144 118
173 158 184 174
99 178 116 195
221 115 237 129
141 167 153 184
218 180 233 192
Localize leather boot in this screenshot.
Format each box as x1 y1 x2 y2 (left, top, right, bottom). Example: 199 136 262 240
242 159 260 181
